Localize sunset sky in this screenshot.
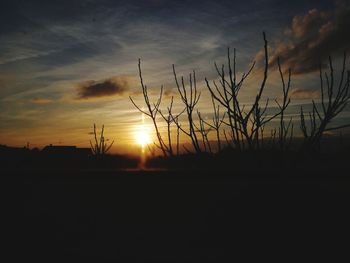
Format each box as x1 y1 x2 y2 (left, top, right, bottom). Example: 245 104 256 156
1 0 349 153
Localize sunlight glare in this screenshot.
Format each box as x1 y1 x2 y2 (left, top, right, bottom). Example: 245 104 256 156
135 129 151 146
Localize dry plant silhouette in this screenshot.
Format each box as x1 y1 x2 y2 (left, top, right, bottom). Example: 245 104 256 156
131 32 350 161
171 66 202 154
300 53 350 151
90 123 114 156
205 32 293 151
130 60 183 157
199 96 226 152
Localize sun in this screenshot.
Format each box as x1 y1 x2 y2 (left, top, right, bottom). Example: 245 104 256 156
135 129 151 146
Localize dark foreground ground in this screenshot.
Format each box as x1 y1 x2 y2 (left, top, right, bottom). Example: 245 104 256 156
2 169 350 262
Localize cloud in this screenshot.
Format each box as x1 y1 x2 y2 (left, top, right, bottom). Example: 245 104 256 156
290 88 320 99
30 97 54 104
288 9 330 39
269 3 350 74
76 76 133 100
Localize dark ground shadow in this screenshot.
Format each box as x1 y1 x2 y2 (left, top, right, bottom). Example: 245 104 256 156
1 167 350 262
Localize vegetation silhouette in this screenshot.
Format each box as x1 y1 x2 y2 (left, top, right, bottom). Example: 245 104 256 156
90 123 114 156
300 54 350 151
131 32 350 170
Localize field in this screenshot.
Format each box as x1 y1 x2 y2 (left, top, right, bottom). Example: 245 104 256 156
2 169 350 262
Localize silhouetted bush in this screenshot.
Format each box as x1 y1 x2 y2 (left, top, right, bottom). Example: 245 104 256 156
131 33 350 157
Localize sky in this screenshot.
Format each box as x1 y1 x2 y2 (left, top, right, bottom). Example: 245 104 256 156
0 0 349 153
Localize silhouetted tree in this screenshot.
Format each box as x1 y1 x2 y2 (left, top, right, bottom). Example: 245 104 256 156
300 53 350 151
171 66 202 153
206 32 292 151
198 97 226 153
276 58 293 151
130 59 169 157
158 96 184 156
129 33 350 157
196 110 212 153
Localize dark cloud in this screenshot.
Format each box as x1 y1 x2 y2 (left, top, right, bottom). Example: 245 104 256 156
269 2 350 74
76 76 132 99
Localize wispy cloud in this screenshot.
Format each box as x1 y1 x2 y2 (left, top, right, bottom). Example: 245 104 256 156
290 88 320 99
30 97 53 104
76 75 134 100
